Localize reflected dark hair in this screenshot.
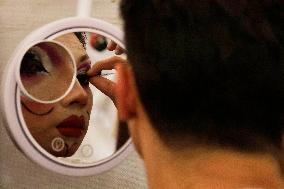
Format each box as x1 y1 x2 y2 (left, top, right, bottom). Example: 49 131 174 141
120 0 284 153
74 32 87 49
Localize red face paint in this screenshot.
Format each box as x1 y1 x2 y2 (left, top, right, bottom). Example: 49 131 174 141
21 96 54 116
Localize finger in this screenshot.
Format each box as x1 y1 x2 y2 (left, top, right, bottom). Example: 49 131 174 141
89 76 116 102
115 46 125 55
87 56 128 76
107 40 117 51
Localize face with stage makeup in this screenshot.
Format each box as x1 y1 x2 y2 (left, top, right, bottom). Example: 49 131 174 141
20 33 93 157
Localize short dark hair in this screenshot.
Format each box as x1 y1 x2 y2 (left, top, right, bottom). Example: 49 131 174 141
120 0 284 153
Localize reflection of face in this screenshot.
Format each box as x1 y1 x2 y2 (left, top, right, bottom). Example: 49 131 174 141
21 33 93 157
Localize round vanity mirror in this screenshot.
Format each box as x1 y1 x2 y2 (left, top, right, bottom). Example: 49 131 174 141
1 17 133 176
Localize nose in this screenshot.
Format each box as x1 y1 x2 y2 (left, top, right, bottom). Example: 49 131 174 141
61 81 88 107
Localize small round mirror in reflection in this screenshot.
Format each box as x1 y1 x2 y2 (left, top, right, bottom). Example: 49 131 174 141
20 31 129 164
20 41 76 103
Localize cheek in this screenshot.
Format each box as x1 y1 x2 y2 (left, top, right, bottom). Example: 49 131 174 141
22 106 53 136
21 96 56 134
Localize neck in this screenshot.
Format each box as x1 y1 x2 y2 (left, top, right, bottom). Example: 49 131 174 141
139 127 284 189
144 146 284 189
130 106 284 189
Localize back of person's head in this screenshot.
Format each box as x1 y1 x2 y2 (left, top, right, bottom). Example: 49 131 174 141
120 0 284 155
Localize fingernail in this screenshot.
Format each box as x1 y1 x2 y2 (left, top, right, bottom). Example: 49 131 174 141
115 48 121 54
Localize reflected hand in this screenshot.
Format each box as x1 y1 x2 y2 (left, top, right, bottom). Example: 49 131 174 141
87 56 128 105
107 41 125 55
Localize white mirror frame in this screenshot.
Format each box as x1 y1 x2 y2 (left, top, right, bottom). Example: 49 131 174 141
1 17 133 176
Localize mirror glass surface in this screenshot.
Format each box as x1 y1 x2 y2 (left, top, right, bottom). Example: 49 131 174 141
19 31 129 165
20 41 75 102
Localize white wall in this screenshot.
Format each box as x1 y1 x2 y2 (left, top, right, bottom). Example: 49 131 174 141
0 0 147 188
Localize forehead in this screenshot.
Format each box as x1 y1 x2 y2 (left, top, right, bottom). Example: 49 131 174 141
53 33 87 66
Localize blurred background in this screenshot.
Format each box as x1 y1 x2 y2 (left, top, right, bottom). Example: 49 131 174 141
0 0 147 188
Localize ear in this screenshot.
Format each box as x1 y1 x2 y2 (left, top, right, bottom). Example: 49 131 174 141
115 63 137 121
115 64 152 159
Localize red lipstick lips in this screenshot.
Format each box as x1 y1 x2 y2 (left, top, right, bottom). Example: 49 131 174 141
56 115 85 138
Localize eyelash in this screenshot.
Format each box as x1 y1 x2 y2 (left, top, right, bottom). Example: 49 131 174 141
76 71 90 87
